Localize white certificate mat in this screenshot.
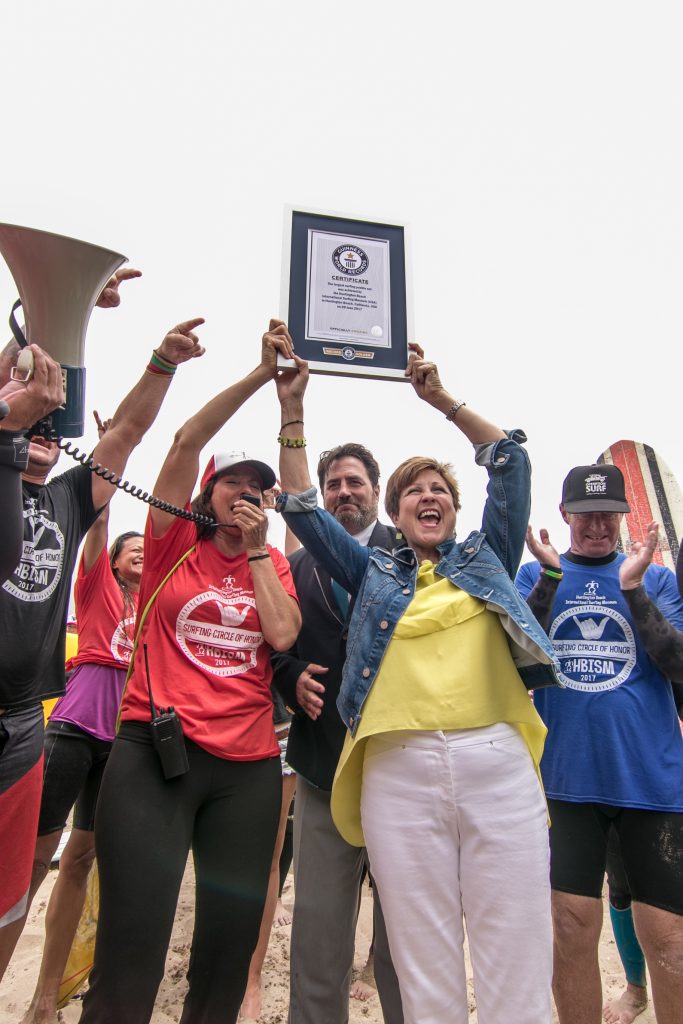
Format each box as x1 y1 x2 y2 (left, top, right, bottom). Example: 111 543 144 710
305 230 391 348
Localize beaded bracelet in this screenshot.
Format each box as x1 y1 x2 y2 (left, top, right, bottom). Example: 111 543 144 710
277 435 306 448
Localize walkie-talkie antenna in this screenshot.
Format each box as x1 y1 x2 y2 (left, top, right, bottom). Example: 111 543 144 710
143 643 158 718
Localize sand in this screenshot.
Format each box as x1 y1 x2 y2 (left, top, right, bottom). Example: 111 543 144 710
0 861 657 1024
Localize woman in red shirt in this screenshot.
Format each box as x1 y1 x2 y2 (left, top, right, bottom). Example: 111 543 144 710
80 321 301 1024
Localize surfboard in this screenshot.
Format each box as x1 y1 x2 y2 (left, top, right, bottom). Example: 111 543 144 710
597 440 683 571
57 861 99 1008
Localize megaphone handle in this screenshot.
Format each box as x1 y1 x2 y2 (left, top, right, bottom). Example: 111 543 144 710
9 299 27 348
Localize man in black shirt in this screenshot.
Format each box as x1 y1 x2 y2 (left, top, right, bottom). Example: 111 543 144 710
0 273 205 980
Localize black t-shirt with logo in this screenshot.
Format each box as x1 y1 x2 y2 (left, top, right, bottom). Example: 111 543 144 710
0 465 98 709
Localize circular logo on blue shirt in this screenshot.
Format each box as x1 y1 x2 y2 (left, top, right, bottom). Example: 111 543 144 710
549 604 637 690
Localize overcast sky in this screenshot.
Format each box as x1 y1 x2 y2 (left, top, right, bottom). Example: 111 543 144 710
2 1 682 565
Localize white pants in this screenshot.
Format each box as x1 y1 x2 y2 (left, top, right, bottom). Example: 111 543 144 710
361 724 552 1024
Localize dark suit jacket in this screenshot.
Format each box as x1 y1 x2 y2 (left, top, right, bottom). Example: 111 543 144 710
272 520 398 790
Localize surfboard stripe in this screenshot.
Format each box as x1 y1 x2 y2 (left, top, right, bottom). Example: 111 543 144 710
643 443 679 565
629 442 666 567
598 441 661 563
618 441 657 546
598 440 682 571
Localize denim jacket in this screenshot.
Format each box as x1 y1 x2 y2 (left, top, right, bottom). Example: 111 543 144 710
278 432 561 737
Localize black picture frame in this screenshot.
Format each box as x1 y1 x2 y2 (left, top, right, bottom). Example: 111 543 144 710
280 207 412 381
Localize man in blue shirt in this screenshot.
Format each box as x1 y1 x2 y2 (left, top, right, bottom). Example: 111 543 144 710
517 464 683 1024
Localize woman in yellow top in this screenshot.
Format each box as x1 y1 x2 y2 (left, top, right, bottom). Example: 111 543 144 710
275 327 560 1024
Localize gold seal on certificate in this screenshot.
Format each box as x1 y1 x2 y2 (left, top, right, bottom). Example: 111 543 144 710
281 207 412 381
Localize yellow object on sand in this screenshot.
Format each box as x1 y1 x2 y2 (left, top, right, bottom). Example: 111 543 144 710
57 861 99 1008
42 698 58 724
44 631 79 723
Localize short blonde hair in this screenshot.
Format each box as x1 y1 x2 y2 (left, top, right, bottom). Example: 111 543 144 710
384 457 461 520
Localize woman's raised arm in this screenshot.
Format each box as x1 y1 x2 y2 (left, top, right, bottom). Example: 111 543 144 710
151 320 294 538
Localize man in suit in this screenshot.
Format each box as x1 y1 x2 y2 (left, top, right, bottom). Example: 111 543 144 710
273 443 403 1024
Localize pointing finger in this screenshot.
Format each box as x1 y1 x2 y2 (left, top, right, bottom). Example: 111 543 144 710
174 317 205 333
114 267 142 283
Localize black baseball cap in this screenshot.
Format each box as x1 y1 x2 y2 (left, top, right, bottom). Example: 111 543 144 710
561 464 631 513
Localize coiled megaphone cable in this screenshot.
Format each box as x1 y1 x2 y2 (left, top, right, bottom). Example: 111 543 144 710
54 436 218 527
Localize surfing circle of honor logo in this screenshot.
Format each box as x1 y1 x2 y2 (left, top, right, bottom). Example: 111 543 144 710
332 244 369 276
110 615 136 664
175 589 262 677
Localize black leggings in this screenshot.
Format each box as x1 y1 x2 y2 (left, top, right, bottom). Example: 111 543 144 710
80 722 281 1024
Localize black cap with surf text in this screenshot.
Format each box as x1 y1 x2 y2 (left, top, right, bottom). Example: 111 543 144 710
561 464 631 513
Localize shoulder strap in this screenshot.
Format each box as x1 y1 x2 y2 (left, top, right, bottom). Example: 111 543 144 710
115 544 196 731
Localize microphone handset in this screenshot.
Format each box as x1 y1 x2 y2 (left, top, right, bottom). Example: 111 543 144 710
143 644 189 780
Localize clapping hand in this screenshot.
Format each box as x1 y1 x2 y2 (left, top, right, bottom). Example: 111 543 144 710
620 522 659 590
526 526 561 570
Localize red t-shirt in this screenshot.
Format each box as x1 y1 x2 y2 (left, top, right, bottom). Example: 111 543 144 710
119 515 298 761
71 547 139 670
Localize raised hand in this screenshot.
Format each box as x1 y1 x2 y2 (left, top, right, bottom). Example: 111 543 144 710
526 526 561 570
261 319 295 376
276 353 309 406
620 522 659 590
405 343 450 409
95 267 142 308
157 318 206 365
93 410 112 439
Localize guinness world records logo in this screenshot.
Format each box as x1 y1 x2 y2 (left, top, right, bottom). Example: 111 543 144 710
332 244 369 276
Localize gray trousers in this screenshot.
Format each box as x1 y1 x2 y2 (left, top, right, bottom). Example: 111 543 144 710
289 775 403 1024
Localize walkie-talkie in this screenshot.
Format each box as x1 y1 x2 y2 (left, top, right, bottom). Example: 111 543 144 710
144 643 189 780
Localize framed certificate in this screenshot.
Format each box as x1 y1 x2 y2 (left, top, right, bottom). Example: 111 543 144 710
280 206 412 381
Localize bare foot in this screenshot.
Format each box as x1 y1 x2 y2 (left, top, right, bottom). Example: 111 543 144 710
273 899 292 927
20 996 60 1024
350 977 377 1001
603 983 648 1024
239 977 262 1020
350 958 377 1002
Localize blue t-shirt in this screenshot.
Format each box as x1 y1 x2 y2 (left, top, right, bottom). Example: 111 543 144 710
516 554 683 811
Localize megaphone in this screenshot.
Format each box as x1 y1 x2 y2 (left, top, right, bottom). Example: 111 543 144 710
0 223 126 437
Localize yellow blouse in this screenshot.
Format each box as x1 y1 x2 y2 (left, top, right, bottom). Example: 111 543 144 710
331 561 547 845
